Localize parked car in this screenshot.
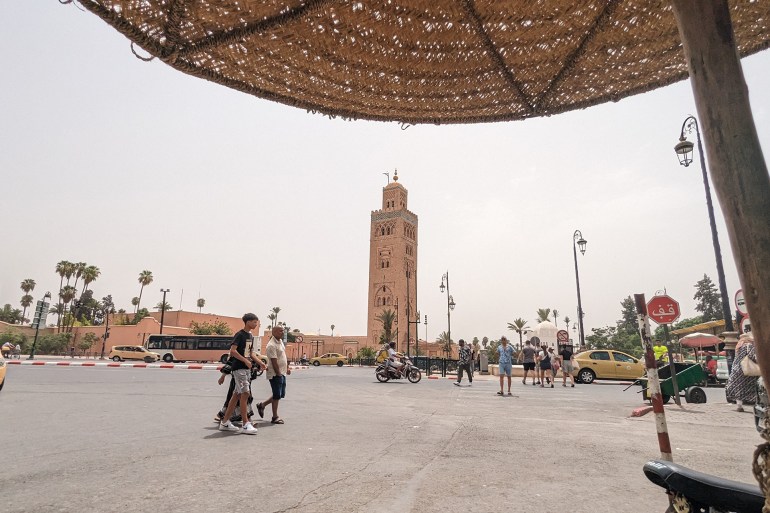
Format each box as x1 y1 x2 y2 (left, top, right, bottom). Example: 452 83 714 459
108 345 161 363
310 353 346 367
0 353 6 391
572 350 645 384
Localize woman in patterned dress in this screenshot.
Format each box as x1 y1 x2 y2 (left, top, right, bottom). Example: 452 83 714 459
726 333 758 412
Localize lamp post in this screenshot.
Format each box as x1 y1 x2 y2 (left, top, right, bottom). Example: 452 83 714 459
421 314 427 357
159 289 170 334
439 272 456 355
572 230 587 348
27 291 51 360
100 295 114 360
406 265 419 356
674 116 735 334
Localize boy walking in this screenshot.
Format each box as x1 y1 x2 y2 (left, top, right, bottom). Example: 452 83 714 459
454 339 473 386
219 313 264 435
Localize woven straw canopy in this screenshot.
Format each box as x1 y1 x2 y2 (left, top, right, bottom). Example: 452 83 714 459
76 0 770 124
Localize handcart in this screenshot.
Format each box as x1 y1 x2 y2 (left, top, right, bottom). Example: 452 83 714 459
635 362 708 404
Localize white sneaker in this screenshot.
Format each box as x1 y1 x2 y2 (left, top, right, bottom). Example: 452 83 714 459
241 422 258 435
219 421 240 433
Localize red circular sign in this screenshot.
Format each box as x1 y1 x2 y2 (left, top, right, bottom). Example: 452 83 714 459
647 295 681 325
557 330 569 342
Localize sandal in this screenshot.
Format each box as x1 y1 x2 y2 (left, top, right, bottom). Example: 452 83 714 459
256 402 265 419
496 391 504 396
507 392 513 396
271 417 285 424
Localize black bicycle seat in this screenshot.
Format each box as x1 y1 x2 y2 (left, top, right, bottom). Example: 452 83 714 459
643 460 765 513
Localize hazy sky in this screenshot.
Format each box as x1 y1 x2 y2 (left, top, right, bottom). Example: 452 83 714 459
2 3 769 342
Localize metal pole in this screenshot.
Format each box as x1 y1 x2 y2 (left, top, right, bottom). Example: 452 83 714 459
573 232 586 348
681 116 735 334
663 324 681 406
28 324 42 360
159 289 168 334
100 309 109 360
446 272 451 350
635 294 673 462
406 267 411 357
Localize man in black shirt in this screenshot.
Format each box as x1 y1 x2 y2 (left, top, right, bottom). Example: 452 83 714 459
560 346 576 387
219 313 265 434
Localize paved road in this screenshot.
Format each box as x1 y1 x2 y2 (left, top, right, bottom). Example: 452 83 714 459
0 365 759 513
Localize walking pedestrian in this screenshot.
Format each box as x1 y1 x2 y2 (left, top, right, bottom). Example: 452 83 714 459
726 333 759 412
549 347 560 382
538 346 553 387
497 337 514 396
560 345 576 387
519 340 537 386
256 326 291 425
219 313 263 435
455 339 473 386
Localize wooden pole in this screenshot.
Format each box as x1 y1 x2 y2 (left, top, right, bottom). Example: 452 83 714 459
636 294 673 462
671 1 770 403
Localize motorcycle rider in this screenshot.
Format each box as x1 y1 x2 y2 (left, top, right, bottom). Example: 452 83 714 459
386 341 405 377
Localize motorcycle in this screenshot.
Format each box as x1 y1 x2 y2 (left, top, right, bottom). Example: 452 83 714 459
643 459 764 513
376 356 422 383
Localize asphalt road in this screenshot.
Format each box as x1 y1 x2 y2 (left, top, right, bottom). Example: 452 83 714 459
0 365 760 513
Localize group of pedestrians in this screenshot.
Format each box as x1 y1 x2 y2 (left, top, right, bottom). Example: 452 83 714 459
215 313 290 435
494 338 576 395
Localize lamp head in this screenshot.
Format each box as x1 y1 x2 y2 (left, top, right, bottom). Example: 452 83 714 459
674 137 694 167
448 296 456 311
577 237 587 255
439 281 445 293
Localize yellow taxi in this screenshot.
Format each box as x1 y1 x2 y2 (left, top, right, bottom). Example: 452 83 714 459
0 353 6 391
572 350 645 384
309 353 346 367
108 345 161 363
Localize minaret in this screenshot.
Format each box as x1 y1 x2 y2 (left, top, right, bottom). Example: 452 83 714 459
367 170 418 351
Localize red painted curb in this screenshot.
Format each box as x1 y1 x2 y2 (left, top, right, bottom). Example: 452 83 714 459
7 361 20 365
81 362 95 366
133 363 147 368
159 364 174 369
631 406 654 417
428 376 439 379
56 362 71 366
188 364 203 370
107 363 121 367
32 361 46 365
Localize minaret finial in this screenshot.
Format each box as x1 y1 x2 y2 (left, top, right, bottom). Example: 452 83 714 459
393 169 399 182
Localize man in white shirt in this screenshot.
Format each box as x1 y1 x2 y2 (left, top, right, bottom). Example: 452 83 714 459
256 326 291 424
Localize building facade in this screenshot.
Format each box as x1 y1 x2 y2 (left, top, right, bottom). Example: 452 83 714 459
366 171 418 352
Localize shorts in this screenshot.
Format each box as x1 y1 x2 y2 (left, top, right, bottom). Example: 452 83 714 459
232 369 251 394
269 375 286 400
523 362 536 371
562 361 575 373
499 363 512 376
540 362 552 371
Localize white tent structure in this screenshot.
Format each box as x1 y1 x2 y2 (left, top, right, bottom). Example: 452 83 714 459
528 321 559 348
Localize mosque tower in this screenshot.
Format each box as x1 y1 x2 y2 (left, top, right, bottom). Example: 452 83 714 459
367 170 418 351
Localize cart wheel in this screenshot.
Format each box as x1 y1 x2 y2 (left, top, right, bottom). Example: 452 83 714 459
662 394 671 404
685 386 707 404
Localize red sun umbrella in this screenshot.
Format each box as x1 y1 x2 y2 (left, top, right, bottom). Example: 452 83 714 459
679 332 722 348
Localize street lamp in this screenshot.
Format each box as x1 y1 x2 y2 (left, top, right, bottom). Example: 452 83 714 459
674 116 735 333
159 289 170 334
572 230 587 348
439 272 455 355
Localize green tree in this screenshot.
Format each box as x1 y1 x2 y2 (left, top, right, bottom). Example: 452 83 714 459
507 318 530 348
564 316 571 333
71 262 87 293
694 274 723 321
376 308 396 345
38 333 72 355
20 294 33 325
536 308 551 323
81 265 101 294
481 336 489 349
155 301 173 312
271 306 281 326
552 309 559 327
486 339 500 364
356 346 376 359
331 324 335 336
189 320 232 335
0 329 28 352
136 270 153 312
618 296 638 335
132 307 150 324
196 298 205 313
267 313 277 328
20 278 36 324
55 260 73 330
79 332 98 355
131 297 140 312
0 304 23 324
471 337 480 359
436 330 452 356
59 285 77 332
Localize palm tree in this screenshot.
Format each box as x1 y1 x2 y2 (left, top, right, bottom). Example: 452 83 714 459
536 308 551 323
136 270 153 311
59 285 77 332
271 306 281 325
564 316 571 333
331 324 335 336
20 279 36 325
20 294 33 324
131 297 140 312
552 309 559 327
436 330 452 356
71 262 87 292
267 312 277 328
81 265 101 294
196 298 205 313
376 308 396 345
55 260 71 330
482 336 489 349
507 318 530 348
155 301 173 311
